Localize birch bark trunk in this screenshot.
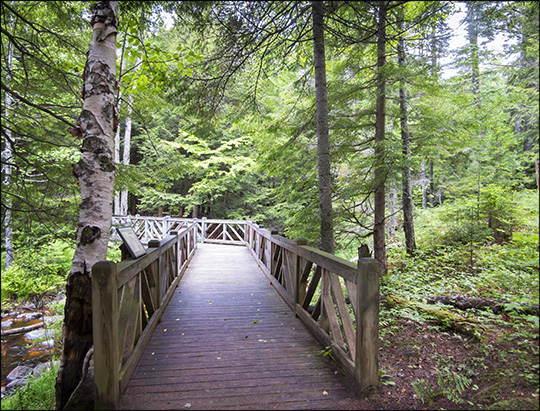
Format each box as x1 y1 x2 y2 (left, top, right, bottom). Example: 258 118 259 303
56 2 118 409
2 18 14 269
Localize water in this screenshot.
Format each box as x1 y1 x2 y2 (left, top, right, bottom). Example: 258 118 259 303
1 309 60 390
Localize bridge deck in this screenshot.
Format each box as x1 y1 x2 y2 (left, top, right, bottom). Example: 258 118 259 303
118 243 361 410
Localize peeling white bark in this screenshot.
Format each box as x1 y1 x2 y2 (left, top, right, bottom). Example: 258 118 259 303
57 2 118 409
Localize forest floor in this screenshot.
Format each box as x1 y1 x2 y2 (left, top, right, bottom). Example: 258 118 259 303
330 315 539 410
2 296 539 410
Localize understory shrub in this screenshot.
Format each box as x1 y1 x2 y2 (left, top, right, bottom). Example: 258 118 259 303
1 240 74 302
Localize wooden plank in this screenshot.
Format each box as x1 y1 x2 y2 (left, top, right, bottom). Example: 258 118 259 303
118 244 361 410
141 267 157 318
322 286 345 350
117 276 140 367
295 304 355 379
344 278 358 318
202 238 244 245
282 248 295 296
116 250 159 288
301 265 321 311
118 242 196 393
329 273 356 359
297 245 357 284
270 234 296 252
355 258 380 392
92 261 119 410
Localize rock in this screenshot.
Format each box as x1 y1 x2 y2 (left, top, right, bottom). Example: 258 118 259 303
6 365 33 382
1 319 13 328
39 339 55 348
6 379 27 391
25 329 46 340
33 361 60 378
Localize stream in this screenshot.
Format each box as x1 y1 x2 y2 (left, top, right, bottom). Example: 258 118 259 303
1 309 61 394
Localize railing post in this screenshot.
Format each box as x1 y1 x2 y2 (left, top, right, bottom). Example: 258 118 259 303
144 219 149 244
163 216 170 237
354 251 380 393
92 261 119 410
201 217 207 243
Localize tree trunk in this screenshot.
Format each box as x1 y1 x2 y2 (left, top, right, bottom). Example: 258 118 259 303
312 1 334 254
2 20 14 269
430 24 437 75
397 6 416 256
373 0 387 272
119 46 141 216
388 179 396 242
113 122 122 215
536 159 540 193
120 98 132 215
429 160 434 207
55 2 118 410
420 160 427 209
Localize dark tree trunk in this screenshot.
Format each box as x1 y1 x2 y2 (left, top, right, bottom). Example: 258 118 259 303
373 0 387 272
421 160 427 209
56 2 118 410
397 6 416 256
312 0 334 253
429 159 434 207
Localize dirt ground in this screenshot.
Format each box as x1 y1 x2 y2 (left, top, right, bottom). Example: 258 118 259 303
330 317 539 410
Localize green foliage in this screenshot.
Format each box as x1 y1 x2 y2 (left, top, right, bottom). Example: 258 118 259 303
0 358 59 411
1 241 74 302
411 368 473 406
382 189 538 330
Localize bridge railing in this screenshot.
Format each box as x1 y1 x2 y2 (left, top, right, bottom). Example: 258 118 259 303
92 222 198 410
111 216 194 245
245 221 380 393
99 216 379 404
111 215 246 246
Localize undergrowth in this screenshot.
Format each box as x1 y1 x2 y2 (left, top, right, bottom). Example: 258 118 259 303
1 358 59 411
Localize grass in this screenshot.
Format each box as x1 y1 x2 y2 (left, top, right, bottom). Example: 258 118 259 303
1 358 59 411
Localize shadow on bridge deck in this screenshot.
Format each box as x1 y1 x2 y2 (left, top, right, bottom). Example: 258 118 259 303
118 243 362 410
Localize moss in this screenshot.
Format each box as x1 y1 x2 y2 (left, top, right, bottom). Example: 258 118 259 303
386 294 484 340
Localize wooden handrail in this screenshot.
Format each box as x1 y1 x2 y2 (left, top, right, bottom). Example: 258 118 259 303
244 220 380 393
95 217 380 409
92 222 198 410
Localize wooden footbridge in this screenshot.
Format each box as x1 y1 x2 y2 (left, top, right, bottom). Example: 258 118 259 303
93 217 380 409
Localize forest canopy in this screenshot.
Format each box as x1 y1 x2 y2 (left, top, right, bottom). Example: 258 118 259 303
2 1 538 258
